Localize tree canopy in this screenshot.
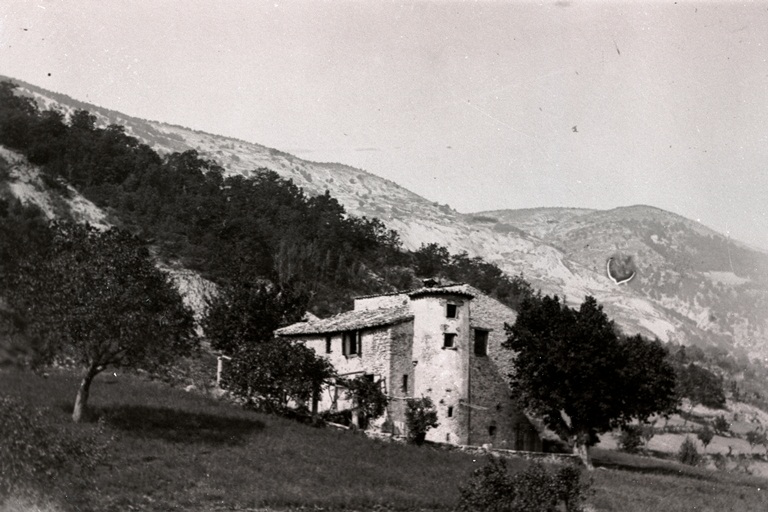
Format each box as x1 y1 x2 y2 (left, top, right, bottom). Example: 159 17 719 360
504 295 678 468
5 222 196 421
204 279 334 415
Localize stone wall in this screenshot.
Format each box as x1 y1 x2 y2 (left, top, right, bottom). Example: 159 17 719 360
354 293 410 311
411 293 471 445
467 290 542 451
297 322 414 433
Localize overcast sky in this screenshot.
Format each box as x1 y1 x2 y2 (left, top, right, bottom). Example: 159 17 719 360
2 1 768 250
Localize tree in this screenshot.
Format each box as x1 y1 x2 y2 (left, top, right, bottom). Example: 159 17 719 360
203 278 308 356
204 278 334 415
675 361 727 415
697 424 714 451
712 414 731 436
504 295 678 469
343 375 389 429
678 436 702 466
6 223 196 422
745 428 766 453
222 339 335 414
405 397 439 445
413 243 450 277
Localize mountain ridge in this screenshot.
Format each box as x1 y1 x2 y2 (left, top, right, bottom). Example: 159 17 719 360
4 76 767 360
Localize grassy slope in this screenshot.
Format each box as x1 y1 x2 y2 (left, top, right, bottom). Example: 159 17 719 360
3 369 768 512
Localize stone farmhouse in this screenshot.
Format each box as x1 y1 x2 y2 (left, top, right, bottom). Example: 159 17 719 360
276 282 543 451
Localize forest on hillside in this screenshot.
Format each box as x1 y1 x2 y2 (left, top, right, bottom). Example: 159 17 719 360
0 80 533 316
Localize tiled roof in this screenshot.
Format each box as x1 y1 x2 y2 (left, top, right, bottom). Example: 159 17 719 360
276 305 413 336
354 282 471 300
408 284 475 299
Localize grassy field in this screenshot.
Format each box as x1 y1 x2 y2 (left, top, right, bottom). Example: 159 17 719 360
2 368 768 512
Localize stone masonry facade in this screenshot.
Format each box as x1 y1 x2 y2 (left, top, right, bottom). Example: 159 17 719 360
276 283 543 451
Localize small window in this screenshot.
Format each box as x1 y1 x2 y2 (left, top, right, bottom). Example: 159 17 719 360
446 303 457 318
365 373 374 382
443 333 457 349
343 331 360 356
447 406 453 418
474 330 488 356
325 336 332 354
488 425 497 436
402 374 408 393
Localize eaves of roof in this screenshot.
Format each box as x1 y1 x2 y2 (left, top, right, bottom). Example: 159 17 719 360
276 305 413 336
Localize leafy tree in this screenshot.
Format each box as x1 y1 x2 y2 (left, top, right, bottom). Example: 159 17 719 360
203 278 308 356
697 424 714 451
671 348 727 415
405 397 439 445
712 414 731 436
6 223 196 422
745 428 766 452
618 425 643 454
414 242 450 277
504 295 678 469
678 436 702 466
343 375 389 429
204 278 334 415
222 339 335 414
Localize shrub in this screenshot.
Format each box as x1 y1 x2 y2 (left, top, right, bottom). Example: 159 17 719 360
713 414 730 436
678 436 702 466
712 453 728 471
405 397 439 445
457 457 591 512
0 395 109 500
697 424 714 451
640 422 656 449
343 375 389 429
618 425 643 454
745 428 767 451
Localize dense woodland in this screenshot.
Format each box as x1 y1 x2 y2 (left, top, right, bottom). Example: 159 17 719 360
0 80 532 316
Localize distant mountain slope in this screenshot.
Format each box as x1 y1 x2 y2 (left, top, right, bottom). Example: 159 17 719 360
5 76 767 360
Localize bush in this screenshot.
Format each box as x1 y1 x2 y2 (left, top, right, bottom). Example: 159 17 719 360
405 397 439 445
458 457 591 512
745 428 767 451
678 436 702 466
697 424 714 450
343 375 389 429
712 453 728 471
0 394 109 500
713 414 730 436
618 425 643 454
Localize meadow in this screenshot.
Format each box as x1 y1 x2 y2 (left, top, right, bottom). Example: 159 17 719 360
2 368 768 512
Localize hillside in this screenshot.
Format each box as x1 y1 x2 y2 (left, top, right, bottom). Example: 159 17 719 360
4 76 768 362
4 367 768 512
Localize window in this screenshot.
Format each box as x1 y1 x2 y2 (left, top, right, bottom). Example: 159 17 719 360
402 374 408 393
447 406 453 418
325 336 332 354
474 330 488 356
488 425 497 436
446 303 457 318
342 331 360 356
443 333 457 349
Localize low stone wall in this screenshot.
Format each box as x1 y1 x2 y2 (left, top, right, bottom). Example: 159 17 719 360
362 428 581 465
457 445 582 465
